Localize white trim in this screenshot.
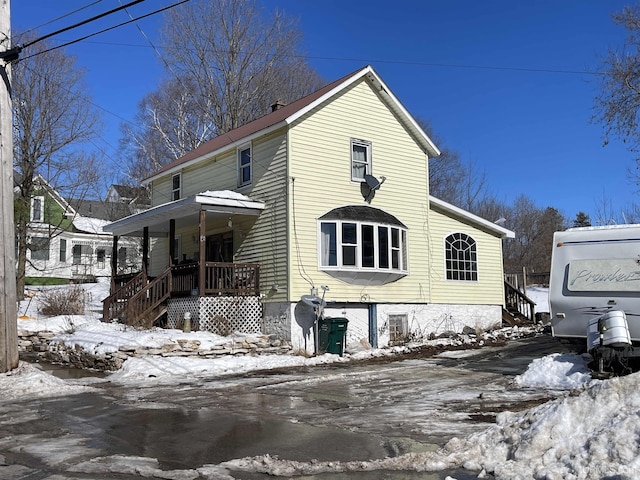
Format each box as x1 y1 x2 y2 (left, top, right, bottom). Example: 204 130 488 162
317 218 409 274
350 138 372 182
171 172 182 201
237 142 252 188
444 231 479 282
30 195 44 222
430 196 515 239
144 66 441 184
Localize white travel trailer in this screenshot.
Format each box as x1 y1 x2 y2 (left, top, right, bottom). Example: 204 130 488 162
549 225 640 367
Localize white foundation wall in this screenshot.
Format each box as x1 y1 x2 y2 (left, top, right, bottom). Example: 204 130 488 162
263 301 503 355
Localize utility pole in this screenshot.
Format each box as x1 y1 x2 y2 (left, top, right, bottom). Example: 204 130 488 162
0 0 18 373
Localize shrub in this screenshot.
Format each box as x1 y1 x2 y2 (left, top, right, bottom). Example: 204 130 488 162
39 286 89 316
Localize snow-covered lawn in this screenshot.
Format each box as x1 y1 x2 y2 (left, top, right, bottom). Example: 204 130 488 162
6 279 639 479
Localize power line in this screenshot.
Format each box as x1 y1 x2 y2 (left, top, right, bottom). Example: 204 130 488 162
20 0 105 37
18 0 190 62
46 38 606 77
21 0 149 50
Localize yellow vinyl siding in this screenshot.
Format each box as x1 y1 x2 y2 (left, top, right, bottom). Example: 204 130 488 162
427 206 505 306
287 78 432 303
149 129 290 296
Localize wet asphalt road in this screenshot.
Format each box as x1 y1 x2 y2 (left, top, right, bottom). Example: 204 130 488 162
0 333 572 479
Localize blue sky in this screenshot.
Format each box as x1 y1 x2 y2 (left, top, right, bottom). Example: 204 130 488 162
10 0 636 223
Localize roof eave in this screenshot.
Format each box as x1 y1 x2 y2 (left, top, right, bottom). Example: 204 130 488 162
429 196 515 239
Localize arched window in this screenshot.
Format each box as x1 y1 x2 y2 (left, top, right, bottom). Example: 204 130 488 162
445 233 478 281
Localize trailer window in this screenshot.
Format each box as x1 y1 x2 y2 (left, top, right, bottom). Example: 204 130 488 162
567 258 640 292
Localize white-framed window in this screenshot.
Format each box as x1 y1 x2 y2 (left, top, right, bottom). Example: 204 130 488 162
445 232 478 281
96 249 106 268
59 239 67 262
388 313 409 344
171 173 181 201
31 196 44 222
30 236 50 261
351 138 371 181
237 143 252 187
319 220 408 272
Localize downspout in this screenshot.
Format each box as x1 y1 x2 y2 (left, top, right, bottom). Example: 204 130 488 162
368 303 378 348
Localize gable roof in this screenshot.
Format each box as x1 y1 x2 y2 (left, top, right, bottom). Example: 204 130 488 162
145 65 440 184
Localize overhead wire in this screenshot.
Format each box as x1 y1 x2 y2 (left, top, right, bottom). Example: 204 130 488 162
19 0 106 37
20 0 149 50
18 0 191 62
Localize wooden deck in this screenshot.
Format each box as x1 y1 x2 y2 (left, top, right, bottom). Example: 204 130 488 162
103 262 260 325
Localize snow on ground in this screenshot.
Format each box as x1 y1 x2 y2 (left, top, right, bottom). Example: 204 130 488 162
6 280 639 478
526 285 549 313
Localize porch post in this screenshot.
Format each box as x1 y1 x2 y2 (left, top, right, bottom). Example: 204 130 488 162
142 227 149 275
169 219 175 265
198 210 206 295
111 235 119 293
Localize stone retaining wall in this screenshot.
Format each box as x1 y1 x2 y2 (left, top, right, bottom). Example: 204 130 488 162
18 331 293 372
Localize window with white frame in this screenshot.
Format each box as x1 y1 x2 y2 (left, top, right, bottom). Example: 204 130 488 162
445 232 478 281
59 239 67 262
388 314 409 344
237 144 252 187
319 221 408 272
30 237 50 261
351 138 371 181
171 173 181 201
31 196 44 222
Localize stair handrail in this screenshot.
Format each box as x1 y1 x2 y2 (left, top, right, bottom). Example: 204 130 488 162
504 280 535 322
124 267 172 328
102 270 147 322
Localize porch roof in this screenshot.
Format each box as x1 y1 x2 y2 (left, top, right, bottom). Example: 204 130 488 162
103 190 265 237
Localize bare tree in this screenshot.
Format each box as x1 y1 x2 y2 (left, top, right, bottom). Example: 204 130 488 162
122 0 325 183
594 5 640 182
419 117 494 214
502 195 567 274
12 33 101 298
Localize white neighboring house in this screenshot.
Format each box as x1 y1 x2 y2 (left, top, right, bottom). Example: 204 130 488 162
19 175 145 282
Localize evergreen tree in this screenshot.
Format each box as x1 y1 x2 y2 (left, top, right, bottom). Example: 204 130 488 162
573 211 591 227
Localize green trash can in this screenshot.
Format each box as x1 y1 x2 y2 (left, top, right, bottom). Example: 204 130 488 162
317 317 349 356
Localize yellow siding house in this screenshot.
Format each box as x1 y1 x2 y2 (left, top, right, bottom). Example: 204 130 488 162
105 65 514 354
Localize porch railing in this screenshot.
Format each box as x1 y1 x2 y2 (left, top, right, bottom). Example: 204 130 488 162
171 262 260 296
104 262 261 324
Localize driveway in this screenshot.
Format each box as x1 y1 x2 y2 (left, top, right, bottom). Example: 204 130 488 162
0 333 571 479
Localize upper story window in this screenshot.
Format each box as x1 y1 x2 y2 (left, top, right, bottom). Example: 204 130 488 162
31 196 44 222
351 138 371 181
445 232 478 281
318 206 408 279
171 173 181 201
238 143 252 187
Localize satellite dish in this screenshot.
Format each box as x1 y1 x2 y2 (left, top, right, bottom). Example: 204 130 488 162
361 174 387 203
301 295 326 308
364 174 381 190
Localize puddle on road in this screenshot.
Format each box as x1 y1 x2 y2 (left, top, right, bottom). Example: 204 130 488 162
43 393 435 472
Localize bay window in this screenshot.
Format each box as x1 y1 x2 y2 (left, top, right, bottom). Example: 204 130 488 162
319 220 408 272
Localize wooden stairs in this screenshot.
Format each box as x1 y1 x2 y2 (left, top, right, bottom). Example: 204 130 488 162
103 268 172 328
503 280 536 326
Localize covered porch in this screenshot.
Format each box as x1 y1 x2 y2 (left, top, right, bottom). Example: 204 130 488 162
102 191 265 328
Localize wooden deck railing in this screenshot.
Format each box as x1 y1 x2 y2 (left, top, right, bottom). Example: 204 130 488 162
504 280 535 322
171 262 260 296
104 262 260 324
